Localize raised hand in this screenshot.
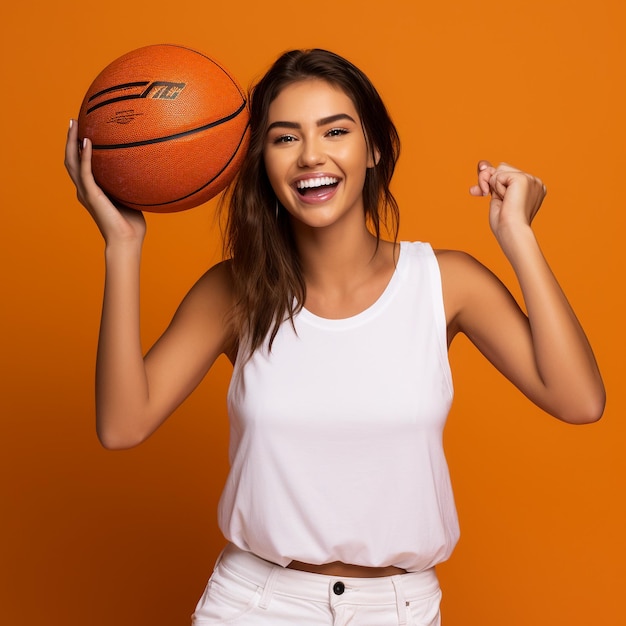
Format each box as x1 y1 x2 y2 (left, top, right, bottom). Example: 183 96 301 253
469 160 546 243
65 119 146 247
459 158 605 422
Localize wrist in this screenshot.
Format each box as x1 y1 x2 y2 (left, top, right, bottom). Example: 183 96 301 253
493 220 536 251
104 239 143 262
493 223 544 270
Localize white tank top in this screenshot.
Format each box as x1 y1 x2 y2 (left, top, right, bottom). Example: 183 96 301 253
219 241 459 572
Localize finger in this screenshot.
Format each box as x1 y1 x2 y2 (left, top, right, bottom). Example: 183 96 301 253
477 160 492 173
77 137 110 206
494 162 522 174
477 161 496 195
79 137 95 183
492 168 537 193
64 119 81 180
489 172 508 198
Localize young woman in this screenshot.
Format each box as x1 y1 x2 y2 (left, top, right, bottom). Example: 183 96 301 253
65 49 605 626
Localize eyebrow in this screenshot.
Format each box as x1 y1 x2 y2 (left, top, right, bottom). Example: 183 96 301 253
266 113 357 133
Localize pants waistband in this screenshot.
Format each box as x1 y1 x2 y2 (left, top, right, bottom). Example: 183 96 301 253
217 544 440 606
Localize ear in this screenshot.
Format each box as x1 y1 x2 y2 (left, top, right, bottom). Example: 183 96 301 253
367 146 381 169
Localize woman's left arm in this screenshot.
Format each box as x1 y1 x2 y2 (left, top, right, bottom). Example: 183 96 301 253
439 161 605 424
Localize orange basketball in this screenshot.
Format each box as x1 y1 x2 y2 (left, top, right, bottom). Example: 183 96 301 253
77 44 250 212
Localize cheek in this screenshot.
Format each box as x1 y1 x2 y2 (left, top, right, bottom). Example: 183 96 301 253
340 143 370 188
339 137 370 171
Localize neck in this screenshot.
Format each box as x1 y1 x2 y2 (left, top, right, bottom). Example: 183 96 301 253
288 213 398 320
291 218 381 293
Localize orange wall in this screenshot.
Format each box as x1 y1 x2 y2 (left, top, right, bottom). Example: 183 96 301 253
2 1 624 624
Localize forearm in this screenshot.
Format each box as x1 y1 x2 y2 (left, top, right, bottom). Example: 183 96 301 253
500 225 605 422
96 243 151 448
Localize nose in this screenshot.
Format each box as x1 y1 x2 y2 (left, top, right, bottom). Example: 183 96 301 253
297 136 325 168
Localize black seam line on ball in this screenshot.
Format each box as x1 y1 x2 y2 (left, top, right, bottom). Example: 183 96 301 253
87 94 144 114
91 100 247 151
86 81 187 114
112 119 250 208
88 81 150 103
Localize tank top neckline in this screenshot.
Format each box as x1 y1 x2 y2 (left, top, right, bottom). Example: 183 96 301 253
297 241 409 330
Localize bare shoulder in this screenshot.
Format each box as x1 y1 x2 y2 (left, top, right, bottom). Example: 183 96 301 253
433 247 495 297
433 249 476 324
433 248 502 288
433 248 515 337
181 259 236 313
162 259 237 358
433 247 482 267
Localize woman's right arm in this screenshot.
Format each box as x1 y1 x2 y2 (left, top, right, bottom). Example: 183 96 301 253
65 120 234 449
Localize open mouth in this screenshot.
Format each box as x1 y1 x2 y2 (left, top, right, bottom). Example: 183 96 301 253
295 176 340 197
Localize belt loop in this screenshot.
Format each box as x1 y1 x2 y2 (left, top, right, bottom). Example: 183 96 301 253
391 575 408 625
258 565 280 610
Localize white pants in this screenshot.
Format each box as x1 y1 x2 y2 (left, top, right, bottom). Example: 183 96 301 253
192 544 442 626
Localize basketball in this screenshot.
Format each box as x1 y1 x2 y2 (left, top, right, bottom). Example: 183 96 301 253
77 44 250 212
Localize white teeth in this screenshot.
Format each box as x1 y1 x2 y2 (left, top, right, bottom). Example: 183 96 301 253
296 177 338 189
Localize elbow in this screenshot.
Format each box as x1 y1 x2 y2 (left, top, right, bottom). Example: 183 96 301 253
556 390 606 425
577 397 606 425
97 430 145 450
96 418 150 450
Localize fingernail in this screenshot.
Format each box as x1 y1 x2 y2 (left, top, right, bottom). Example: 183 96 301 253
69 119 73 129
82 138 87 149
479 163 488 171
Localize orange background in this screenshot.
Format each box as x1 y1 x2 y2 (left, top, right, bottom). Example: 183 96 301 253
2 1 624 624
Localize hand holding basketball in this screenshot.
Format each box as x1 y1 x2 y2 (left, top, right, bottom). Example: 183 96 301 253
65 120 146 246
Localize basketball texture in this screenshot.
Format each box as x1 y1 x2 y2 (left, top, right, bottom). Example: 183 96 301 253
77 44 250 212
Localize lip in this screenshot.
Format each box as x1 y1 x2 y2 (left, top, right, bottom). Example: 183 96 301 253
290 173 342 205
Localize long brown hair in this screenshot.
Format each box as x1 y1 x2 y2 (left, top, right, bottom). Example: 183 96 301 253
222 49 401 359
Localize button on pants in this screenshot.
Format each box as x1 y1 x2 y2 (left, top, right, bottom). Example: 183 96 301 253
192 544 442 626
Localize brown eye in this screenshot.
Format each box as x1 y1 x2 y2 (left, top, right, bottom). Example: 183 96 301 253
273 134 297 144
326 128 349 137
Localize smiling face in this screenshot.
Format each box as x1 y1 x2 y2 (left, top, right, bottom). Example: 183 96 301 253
263 79 376 232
